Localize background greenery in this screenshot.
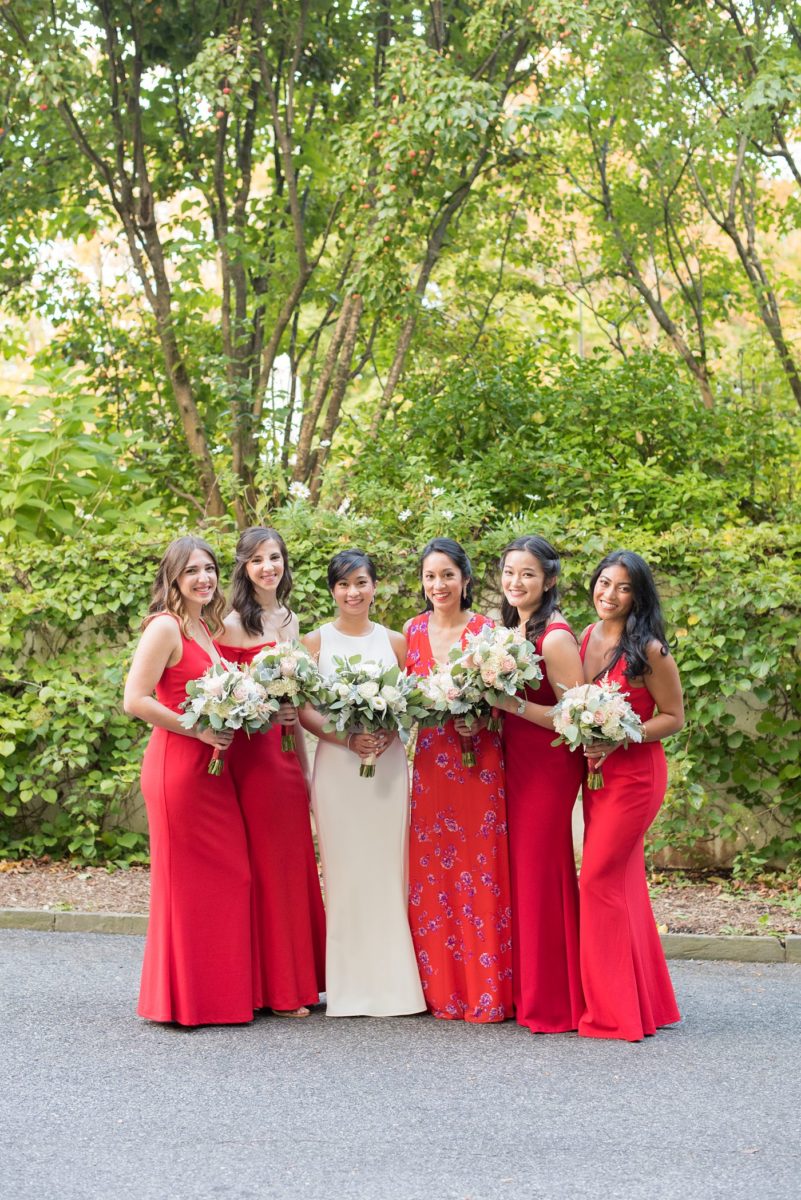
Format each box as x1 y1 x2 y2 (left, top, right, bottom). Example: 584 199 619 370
0 2 799 870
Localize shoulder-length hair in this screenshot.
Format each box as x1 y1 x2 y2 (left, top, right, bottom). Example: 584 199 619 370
230 526 293 638
327 548 377 590
589 549 669 680
145 536 226 638
499 535 561 644
419 537 473 611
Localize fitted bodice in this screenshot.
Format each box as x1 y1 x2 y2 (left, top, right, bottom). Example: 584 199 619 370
579 625 657 723
216 640 273 667
151 615 216 713
405 611 491 677
318 622 397 675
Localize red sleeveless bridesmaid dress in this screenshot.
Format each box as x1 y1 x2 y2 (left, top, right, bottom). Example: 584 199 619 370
502 622 584 1033
138 621 254 1025
406 612 513 1023
218 641 326 1012
577 625 681 1040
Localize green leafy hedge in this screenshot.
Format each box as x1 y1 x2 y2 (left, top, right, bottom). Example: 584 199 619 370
1 513 798 870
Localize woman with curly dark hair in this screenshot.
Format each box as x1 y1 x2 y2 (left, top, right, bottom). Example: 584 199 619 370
578 550 684 1041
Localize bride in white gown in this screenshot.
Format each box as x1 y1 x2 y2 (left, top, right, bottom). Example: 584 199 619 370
301 550 425 1018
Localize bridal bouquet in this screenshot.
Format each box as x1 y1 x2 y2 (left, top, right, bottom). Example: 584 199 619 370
318 654 427 777
416 664 488 768
250 640 322 751
454 624 543 731
179 660 278 774
549 675 643 790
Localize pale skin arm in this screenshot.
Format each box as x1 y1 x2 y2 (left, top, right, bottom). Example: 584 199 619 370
584 642 685 764
493 628 584 730
123 615 232 750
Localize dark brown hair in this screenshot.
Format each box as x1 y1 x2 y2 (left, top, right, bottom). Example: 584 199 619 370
145 536 226 637
230 527 293 638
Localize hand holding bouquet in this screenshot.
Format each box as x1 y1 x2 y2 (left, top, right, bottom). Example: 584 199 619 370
250 640 323 751
455 624 543 731
549 675 643 789
417 663 488 768
179 660 278 774
318 654 428 777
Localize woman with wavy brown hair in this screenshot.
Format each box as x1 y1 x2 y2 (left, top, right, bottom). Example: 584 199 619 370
219 527 325 1018
124 536 254 1026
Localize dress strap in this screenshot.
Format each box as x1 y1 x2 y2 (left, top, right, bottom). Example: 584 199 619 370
541 621 576 640
579 623 595 658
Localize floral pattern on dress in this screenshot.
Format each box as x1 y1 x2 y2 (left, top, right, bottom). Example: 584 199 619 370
406 612 513 1023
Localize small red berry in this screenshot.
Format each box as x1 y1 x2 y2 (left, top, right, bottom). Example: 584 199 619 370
216 109 225 119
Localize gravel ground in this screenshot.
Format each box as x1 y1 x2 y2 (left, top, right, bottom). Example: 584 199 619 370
1 860 800 936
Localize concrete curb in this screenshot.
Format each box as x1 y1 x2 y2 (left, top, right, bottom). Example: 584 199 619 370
1 908 800 963
0 909 147 935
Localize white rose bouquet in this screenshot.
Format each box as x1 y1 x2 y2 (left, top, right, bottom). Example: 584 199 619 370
317 654 428 777
549 675 644 790
179 660 278 775
454 624 543 731
416 664 488 768
250 640 323 752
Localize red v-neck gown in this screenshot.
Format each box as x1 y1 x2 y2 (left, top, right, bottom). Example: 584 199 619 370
502 622 584 1033
577 625 681 1040
406 612 513 1022
218 642 326 1012
138 626 254 1025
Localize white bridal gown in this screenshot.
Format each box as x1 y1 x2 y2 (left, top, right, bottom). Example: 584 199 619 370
312 622 426 1017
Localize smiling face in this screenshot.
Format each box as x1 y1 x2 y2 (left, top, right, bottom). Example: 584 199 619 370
422 551 466 615
245 538 285 597
501 549 551 619
593 563 635 623
331 566 376 617
176 549 218 608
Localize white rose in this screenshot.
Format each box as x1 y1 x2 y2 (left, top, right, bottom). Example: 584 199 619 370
357 681 380 699
381 685 401 704
580 711 595 725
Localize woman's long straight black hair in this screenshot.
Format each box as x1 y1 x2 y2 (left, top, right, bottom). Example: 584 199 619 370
590 550 669 680
499 535 561 644
419 537 473 611
230 527 293 637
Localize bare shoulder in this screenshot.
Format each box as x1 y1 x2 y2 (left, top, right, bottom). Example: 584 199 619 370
646 639 676 671
140 612 181 650
302 627 322 657
402 616 415 636
542 621 577 648
386 628 407 663
221 610 246 643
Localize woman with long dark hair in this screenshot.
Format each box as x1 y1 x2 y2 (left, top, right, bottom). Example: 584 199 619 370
578 549 684 1040
124 536 253 1025
492 535 585 1033
219 527 325 1018
300 549 425 1018
405 537 512 1022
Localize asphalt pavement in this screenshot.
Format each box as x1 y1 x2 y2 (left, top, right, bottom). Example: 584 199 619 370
1 929 799 1200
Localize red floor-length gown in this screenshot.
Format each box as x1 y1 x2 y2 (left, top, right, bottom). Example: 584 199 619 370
217 641 326 1012
502 622 584 1033
138 620 254 1025
577 625 681 1040
406 612 513 1022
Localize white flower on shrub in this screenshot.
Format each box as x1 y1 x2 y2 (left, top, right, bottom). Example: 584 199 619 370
289 481 311 501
